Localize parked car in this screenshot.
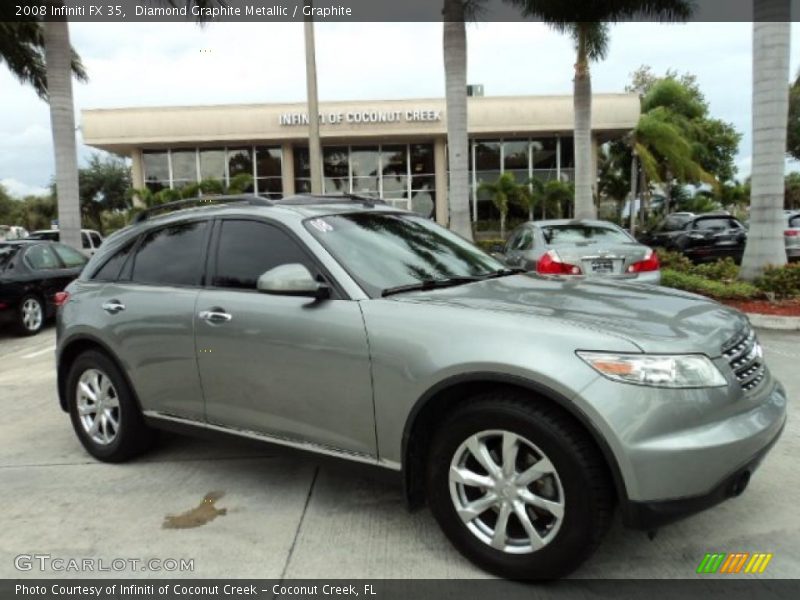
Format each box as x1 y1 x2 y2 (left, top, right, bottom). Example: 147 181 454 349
28 228 104 256
0 240 88 335
785 210 800 261
56 195 785 579
0 225 29 241
502 220 660 284
641 213 747 263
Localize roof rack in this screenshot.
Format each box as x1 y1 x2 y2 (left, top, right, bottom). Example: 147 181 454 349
274 193 387 208
132 194 273 223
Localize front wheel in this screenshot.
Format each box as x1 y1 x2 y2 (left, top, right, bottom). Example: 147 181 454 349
426 392 614 579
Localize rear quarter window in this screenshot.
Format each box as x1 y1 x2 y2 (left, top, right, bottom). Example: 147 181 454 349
130 221 209 286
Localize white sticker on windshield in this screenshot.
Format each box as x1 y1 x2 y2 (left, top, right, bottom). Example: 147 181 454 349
309 219 334 233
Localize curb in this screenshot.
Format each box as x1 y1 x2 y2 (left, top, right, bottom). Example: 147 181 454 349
747 312 800 331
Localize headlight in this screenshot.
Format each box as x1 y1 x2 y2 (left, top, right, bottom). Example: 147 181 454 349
577 352 727 388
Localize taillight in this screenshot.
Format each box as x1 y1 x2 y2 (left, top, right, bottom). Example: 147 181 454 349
786 230 799 237
537 250 582 275
54 291 70 307
628 250 660 273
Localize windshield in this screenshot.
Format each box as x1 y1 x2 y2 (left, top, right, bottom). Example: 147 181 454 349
304 212 506 297
541 224 632 245
657 216 692 232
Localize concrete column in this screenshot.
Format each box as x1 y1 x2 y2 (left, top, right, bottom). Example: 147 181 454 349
282 142 295 197
130 149 145 208
434 137 448 225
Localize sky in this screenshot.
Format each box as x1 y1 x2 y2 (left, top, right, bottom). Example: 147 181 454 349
1 21 799 198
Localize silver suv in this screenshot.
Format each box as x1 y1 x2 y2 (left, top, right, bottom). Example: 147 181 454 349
56 195 786 579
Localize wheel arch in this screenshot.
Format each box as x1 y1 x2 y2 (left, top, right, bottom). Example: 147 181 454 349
57 334 140 413
401 372 629 510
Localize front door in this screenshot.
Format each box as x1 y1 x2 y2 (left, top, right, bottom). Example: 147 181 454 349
195 218 376 457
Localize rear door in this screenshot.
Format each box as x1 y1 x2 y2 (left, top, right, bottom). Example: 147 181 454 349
195 218 376 457
94 219 210 420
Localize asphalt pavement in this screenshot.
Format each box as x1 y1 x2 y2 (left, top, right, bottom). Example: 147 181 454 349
0 325 797 580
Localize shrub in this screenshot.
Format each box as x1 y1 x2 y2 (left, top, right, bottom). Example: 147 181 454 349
475 239 506 253
661 269 761 300
755 263 800 299
692 257 739 282
655 248 693 272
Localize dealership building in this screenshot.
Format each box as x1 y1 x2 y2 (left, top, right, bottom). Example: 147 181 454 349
81 94 640 223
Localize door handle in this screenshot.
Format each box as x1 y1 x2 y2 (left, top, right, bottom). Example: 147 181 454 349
199 310 232 324
102 300 125 314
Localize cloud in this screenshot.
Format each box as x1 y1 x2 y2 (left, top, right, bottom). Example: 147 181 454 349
1 178 49 199
2 21 800 192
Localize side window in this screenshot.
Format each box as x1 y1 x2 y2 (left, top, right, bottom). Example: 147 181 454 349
92 241 135 281
52 243 87 268
81 232 91 249
90 232 103 248
131 221 209 286
213 220 313 290
505 230 521 253
517 229 534 250
24 245 61 270
791 215 800 228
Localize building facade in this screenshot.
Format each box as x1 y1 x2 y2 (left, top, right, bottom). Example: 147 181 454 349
81 94 640 224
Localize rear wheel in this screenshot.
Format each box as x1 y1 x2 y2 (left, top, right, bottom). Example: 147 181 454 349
426 391 613 579
16 295 44 336
66 350 156 462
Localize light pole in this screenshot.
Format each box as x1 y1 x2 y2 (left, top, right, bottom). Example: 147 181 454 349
304 1 323 194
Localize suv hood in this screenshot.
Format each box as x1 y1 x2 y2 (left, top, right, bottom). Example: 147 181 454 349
390 274 748 356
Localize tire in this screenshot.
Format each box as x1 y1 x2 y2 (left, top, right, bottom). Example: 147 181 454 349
66 350 157 462
426 390 614 580
16 295 44 336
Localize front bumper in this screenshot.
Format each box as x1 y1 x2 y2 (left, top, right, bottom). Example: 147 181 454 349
621 421 784 530
575 371 787 527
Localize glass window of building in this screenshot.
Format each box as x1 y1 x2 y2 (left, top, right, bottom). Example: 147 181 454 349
531 138 558 181
410 144 435 218
199 149 226 183
381 145 408 196
350 146 379 197
474 141 501 220
503 140 529 183
293 147 311 193
142 151 169 192
227 147 254 191
255 146 283 198
323 146 349 194
171 149 197 189
559 137 575 182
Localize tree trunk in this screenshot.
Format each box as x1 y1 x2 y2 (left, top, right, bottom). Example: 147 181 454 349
528 207 533 221
500 212 506 239
740 3 790 280
573 28 596 220
304 3 322 194
443 0 472 240
629 151 638 236
44 17 82 251
663 169 673 215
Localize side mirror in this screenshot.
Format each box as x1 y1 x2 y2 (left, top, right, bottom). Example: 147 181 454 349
257 264 331 300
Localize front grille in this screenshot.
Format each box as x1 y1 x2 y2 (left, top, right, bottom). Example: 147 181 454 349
722 326 766 392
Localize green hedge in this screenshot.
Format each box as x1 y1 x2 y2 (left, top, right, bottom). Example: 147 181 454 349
660 269 762 300
475 239 506 253
755 263 800 299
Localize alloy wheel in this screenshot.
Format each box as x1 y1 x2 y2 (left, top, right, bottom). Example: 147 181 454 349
21 298 43 332
448 430 565 554
76 369 121 446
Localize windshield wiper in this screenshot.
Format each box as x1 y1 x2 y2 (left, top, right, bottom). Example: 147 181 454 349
479 267 525 279
381 277 481 297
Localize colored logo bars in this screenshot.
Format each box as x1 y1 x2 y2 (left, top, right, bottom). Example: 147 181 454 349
696 552 773 574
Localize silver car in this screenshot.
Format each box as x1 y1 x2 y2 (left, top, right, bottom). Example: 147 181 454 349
56 195 785 579
786 211 800 260
503 219 661 284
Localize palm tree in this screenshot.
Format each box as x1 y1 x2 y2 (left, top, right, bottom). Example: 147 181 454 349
519 176 545 221
304 0 323 194
443 0 479 241
740 1 791 280
478 173 521 237
510 1 692 220
0 20 86 248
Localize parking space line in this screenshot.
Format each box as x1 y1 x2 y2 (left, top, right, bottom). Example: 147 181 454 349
21 345 56 359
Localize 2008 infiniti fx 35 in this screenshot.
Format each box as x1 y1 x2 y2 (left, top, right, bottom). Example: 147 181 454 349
56 195 786 579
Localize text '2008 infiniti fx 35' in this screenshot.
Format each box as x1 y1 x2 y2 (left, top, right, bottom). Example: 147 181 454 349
55 195 786 579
